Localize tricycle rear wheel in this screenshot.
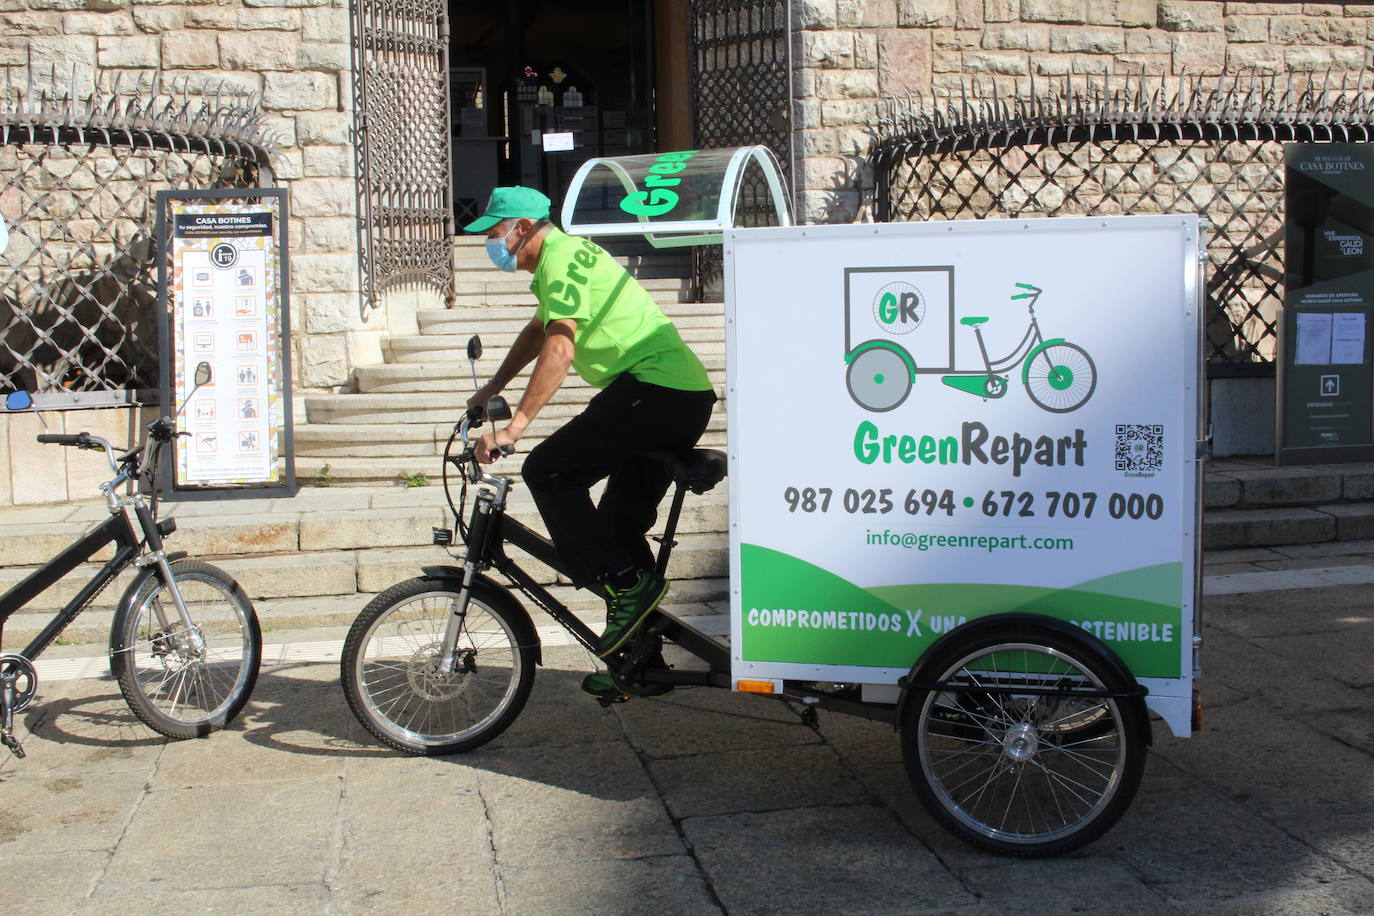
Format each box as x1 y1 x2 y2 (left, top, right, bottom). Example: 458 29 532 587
900 622 1146 857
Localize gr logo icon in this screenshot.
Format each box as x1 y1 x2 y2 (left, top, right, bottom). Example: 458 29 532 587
873 282 924 335
210 243 239 269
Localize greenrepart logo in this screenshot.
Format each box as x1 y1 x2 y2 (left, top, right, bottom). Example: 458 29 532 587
873 281 923 335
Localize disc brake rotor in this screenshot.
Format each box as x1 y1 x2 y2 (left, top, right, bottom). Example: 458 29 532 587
405 643 470 701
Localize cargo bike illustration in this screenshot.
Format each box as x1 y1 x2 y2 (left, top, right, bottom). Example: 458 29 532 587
844 268 1098 414
338 150 1203 859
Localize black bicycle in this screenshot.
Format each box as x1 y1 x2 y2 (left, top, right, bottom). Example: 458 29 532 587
1 364 261 759
340 389 727 754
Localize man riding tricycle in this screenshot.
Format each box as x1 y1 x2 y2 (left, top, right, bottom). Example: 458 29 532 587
339 156 1204 858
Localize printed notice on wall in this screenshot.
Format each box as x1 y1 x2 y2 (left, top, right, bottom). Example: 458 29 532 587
1295 312 1334 365
165 197 289 489
1333 312 1366 364
1294 311 1366 365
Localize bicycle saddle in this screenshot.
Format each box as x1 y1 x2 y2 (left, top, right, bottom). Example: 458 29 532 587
644 448 728 494
959 316 989 327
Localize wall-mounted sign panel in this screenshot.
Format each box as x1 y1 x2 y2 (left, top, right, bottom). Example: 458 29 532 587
156 189 296 497
1278 143 1374 464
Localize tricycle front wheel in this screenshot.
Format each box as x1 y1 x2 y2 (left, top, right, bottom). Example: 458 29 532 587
900 622 1146 857
341 577 536 755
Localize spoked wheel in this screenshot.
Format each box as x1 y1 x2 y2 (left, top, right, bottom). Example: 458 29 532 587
846 347 913 412
341 577 536 755
1023 342 1096 413
110 560 261 738
901 622 1146 857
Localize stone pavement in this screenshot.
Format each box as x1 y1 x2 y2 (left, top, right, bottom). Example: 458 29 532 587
2 567 1373 915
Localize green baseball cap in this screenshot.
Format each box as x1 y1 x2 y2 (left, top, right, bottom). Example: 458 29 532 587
463 186 552 232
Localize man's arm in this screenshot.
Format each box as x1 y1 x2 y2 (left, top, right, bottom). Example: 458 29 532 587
476 318 575 461
509 318 575 437
467 317 545 410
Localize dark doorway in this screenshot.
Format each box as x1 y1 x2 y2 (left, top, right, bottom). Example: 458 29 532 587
449 0 657 224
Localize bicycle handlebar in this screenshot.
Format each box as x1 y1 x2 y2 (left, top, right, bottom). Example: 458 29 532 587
37 433 93 447
37 416 182 485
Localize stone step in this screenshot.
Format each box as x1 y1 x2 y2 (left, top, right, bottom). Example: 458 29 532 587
354 356 727 393
451 287 686 308
431 300 723 323
386 332 727 363
1202 503 1374 549
296 424 729 485
1205 461 1374 510
302 390 727 425
0 481 727 568
453 275 688 297
296 403 732 455
421 311 724 339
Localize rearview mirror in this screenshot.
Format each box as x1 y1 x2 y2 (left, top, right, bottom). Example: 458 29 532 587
193 361 213 388
5 391 32 411
466 336 483 361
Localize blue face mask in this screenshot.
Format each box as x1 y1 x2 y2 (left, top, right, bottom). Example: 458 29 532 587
485 225 519 272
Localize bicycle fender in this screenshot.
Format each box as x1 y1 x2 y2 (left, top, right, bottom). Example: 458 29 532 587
109 564 166 654
418 566 543 666
845 339 917 380
893 612 1151 745
1020 337 1067 385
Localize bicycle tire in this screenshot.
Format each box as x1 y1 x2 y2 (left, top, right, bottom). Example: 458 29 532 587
1023 342 1096 413
900 622 1146 857
846 347 913 412
341 576 537 756
110 559 261 739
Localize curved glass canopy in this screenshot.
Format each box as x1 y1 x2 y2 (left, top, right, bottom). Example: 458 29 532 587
559 145 792 247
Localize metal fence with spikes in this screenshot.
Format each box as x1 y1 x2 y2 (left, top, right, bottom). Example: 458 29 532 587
0 77 271 401
870 71 1374 372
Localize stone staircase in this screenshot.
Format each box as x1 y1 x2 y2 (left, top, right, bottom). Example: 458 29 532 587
293 239 725 487
1204 458 1374 548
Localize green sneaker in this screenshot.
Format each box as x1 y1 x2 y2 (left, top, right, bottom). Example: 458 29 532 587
580 673 674 700
596 570 669 658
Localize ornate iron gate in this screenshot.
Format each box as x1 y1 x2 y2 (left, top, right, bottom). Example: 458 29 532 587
1 82 268 398
870 72 1374 373
351 0 454 305
689 0 794 295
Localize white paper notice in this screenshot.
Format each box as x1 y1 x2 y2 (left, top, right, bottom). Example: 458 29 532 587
1295 312 1333 365
541 131 575 151
1332 312 1366 364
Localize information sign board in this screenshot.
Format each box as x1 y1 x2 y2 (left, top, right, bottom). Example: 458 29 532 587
1278 143 1374 463
726 216 1203 735
156 190 295 496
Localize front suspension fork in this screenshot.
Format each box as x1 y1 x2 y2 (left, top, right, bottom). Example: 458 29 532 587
436 495 497 672
143 554 208 657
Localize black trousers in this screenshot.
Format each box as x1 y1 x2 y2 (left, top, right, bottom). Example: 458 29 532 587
522 374 717 588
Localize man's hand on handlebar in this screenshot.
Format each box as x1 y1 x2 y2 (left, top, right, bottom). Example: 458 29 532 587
475 427 518 464
466 382 503 413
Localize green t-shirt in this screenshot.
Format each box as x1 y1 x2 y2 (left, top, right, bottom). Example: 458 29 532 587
531 229 712 391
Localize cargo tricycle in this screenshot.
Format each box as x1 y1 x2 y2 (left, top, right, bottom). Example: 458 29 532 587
340 152 1204 858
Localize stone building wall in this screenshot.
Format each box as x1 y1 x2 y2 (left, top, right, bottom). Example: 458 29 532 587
792 0 1374 223
0 0 429 400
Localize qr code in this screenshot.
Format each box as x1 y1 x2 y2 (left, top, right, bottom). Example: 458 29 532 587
1115 424 1164 472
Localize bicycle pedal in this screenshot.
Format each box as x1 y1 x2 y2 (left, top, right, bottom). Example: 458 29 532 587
596 694 631 708
2 733 25 759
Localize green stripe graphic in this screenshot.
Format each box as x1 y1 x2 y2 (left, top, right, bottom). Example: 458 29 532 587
740 544 1182 678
